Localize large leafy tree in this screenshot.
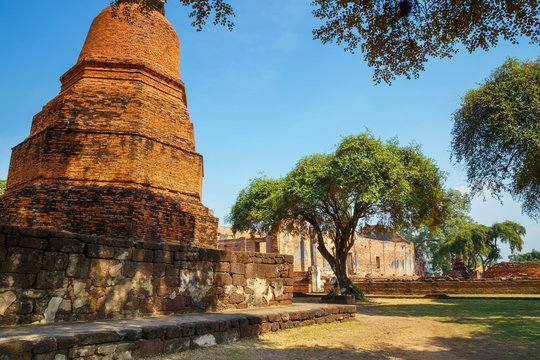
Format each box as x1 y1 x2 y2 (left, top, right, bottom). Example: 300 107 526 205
229 132 448 298
403 189 472 273
112 0 540 84
441 220 525 276
451 58 540 220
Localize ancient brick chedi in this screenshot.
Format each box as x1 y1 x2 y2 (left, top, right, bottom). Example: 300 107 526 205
0 6 218 245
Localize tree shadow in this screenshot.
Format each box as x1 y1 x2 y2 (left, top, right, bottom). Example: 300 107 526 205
156 335 539 360
355 298 540 342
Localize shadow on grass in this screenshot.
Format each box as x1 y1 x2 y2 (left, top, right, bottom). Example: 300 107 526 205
156 334 539 360
356 298 540 342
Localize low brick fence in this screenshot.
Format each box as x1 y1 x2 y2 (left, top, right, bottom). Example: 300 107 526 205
485 261 540 278
355 278 540 295
0 225 293 326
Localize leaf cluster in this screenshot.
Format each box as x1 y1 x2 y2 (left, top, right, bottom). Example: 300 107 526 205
229 131 448 255
451 57 540 220
111 0 235 30
311 0 540 84
0 180 6 196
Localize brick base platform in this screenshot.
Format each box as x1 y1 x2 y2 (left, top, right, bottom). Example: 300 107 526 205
0 303 356 359
0 184 218 246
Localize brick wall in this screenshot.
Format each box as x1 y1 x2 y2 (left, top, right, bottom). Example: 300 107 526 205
354 279 540 295
218 226 416 277
485 261 540 278
0 184 218 247
0 225 293 326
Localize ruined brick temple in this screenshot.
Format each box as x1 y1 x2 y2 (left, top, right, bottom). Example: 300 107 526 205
0 5 217 245
218 226 417 277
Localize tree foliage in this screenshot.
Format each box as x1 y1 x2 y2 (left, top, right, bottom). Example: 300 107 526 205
403 188 472 273
111 0 235 30
515 249 540 262
440 220 525 275
112 0 540 84
0 180 6 196
451 58 540 220
312 1 540 84
229 132 448 298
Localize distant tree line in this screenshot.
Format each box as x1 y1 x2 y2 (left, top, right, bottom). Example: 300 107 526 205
512 249 540 262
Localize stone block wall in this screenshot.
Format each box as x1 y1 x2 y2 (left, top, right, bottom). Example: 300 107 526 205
0 225 293 326
0 305 356 360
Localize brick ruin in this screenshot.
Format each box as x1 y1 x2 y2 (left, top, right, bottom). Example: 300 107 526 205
0 5 217 246
485 261 540 278
0 6 294 326
218 226 417 292
354 278 540 295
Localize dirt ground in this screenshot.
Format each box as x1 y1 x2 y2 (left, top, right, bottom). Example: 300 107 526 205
152 298 540 360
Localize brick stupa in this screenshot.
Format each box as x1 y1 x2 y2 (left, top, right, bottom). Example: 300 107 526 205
0 5 218 246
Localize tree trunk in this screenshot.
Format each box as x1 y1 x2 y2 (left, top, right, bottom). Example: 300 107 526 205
312 227 364 300
332 252 364 300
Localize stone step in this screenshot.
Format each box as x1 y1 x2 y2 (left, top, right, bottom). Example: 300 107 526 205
0 303 356 360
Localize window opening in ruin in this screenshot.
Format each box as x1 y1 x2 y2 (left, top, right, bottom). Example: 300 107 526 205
376 256 381 269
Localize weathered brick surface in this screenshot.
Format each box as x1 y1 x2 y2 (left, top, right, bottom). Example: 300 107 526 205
218 226 416 277
484 261 540 278
353 278 540 295
0 224 294 326
0 5 217 245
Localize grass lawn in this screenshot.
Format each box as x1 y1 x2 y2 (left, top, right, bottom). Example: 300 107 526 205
149 298 540 360
446 293 540 298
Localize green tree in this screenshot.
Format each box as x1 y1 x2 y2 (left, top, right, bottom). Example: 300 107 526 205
441 220 525 276
112 0 540 84
441 222 490 276
229 132 448 298
516 249 540 262
403 189 472 273
0 180 6 196
451 58 540 220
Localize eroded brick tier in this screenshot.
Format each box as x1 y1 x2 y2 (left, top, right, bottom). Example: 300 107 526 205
0 6 218 245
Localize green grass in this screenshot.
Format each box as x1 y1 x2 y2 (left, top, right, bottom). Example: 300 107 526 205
359 298 540 342
446 293 540 298
365 293 540 298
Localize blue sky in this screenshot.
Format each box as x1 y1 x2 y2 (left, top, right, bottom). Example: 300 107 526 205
0 1 538 260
